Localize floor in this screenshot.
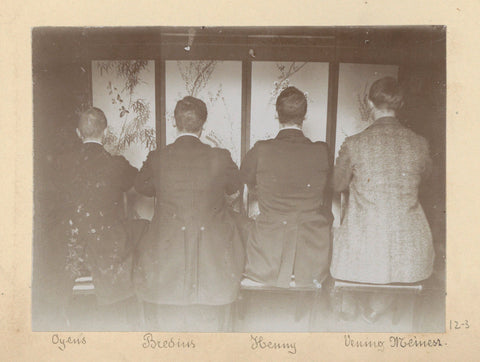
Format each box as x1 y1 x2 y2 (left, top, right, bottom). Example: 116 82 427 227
233 265 445 333
33 269 445 332
232 285 445 333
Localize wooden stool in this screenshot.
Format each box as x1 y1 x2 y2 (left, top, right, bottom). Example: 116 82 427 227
332 279 424 328
234 278 324 331
71 275 145 330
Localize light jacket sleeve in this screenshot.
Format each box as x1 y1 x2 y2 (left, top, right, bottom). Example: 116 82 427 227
333 139 353 193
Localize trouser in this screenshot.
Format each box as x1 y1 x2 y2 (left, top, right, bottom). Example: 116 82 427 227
339 292 395 318
65 295 142 331
143 303 232 332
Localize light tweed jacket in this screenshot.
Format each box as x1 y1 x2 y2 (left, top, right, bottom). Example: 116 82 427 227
330 117 434 284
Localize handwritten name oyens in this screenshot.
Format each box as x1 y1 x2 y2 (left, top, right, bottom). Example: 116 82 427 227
344 334 445 351
250 334 297 354
142 333 196 349
51 334 86 351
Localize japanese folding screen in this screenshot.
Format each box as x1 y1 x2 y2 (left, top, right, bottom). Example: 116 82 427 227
91 60 399 223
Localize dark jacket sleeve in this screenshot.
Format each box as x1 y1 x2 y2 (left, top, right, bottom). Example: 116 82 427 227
114 155 138 192
333 139 353 193
239 143 259 188
135 151 156 197
222 149 242 195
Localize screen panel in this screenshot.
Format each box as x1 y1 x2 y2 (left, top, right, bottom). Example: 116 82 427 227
165 60 242 165
92 60 156 169
250 61 329 148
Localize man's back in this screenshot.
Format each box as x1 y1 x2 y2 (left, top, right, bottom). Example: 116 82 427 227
242 129 331 216
59 142 136 224
134 135 244 305
152 136 240 221
54 142 137 304
240 129 332 287
347 117 431 209
331 117 434 284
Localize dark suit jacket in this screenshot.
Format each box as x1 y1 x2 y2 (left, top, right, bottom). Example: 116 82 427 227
51 142 137 305
240 129 332 287
134 136 245 305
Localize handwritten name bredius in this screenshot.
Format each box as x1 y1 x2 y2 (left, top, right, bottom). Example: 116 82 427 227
142 333 195 349
250 334 297 354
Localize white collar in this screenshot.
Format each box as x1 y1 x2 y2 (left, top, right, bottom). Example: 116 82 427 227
176 132 200 140
83 140 103 146
279 125 303 132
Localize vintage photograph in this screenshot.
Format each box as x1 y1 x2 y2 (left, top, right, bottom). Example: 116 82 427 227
32 26 446 332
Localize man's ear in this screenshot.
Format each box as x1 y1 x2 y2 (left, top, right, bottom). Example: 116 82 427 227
75 128 83 140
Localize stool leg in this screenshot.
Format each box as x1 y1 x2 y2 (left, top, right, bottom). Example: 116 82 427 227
295 291 315 323
237 293 246 321
135 296 146 331
308 289 322 331
412 293 425 331
391 297 401 325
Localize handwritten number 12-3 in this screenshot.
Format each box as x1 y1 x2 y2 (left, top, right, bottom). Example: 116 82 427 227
449 320 469 330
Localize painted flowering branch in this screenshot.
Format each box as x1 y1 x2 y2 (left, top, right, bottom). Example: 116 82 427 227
269 62 309 104
96 60 155 154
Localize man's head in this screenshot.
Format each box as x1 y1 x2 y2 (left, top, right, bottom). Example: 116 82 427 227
368 77 404 112
276 86 307 126
76 107 108 141
174 96 208 133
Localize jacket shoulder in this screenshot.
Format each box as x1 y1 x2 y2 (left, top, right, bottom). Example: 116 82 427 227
252 138 282 151
312 140 329 149
253 139 272 147
210 146 234 161
407 129 430 152
338 133 358 152
110 153 130 164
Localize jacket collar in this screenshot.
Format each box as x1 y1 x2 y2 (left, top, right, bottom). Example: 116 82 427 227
83 140 103 146
173 134 203 145
82 142 104 150
275 128 305 140
371 116 399 126
175 133 200 140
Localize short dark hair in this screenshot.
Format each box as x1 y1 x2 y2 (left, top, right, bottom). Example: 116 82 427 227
276 86 307 125
174 96 208 132
368 77 404 111
78 107 107 138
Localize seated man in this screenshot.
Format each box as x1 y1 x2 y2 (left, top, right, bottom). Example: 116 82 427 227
240 86 332 288
51 107 138 328
134 96 245 331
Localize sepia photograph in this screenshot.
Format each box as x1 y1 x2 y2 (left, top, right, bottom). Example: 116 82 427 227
32 26 446 333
